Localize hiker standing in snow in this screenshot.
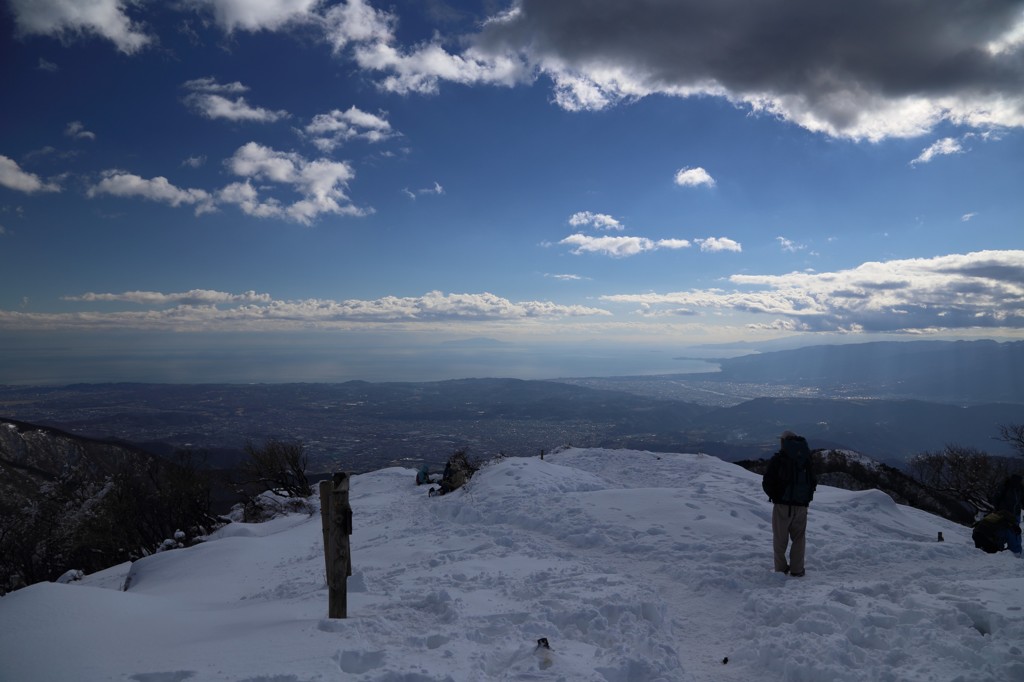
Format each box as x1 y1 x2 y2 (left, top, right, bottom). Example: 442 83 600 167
762 431 817 577
993 473 1023 556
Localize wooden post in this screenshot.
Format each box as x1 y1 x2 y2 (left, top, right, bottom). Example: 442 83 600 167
320 472 352 618
319 479 333 601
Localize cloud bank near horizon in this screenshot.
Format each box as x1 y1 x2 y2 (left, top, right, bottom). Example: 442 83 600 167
3 251 1021 336
1 290 611 331
602 250 1024 333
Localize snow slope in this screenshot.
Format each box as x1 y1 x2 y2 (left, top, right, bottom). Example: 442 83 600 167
1 448 1022 681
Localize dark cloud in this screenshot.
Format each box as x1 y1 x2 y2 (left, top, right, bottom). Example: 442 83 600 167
938 262 1024 282
477 0 1024 137
484 0 1022 91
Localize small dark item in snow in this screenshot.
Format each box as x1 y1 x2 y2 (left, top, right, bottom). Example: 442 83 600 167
722 657 729 665
937 531 944 542
537 638 551 650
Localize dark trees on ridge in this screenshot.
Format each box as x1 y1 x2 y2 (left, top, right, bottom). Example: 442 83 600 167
241 439 313 499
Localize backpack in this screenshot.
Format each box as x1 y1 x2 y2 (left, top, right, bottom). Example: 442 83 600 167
436 451 476 494
762 437 816 505
762 456 788 502
972 512 1008 553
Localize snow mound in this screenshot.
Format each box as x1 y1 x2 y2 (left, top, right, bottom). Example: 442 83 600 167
1 448 1022 682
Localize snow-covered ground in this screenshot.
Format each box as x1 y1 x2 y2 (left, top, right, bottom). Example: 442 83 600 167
1 448 1022 681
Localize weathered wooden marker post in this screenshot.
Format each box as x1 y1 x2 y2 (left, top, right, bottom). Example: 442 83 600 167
320 472 353 618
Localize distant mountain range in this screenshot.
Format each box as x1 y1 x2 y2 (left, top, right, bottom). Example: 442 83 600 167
671 397 1021 464
1 340 1021 471
690 339 1024 404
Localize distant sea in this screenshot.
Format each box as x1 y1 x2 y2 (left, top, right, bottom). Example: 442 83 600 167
0 333 723 384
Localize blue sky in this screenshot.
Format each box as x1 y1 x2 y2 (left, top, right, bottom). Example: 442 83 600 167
1 0 1022 383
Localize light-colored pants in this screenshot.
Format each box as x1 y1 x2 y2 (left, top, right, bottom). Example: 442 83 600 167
772 504 808 573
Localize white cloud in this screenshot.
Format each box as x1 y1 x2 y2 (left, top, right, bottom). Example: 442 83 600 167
63 290 272 305
24 146 57 160
204 0 321 33
546 273 585 281
217 181 284 219
674 166 715 188
333 291 612 322
560 233 690 258
745 318 807 332
0 155 61 193
695 237 742 253
9 0 152 54
601 250 1024 333
631 305 699 319
403 182 444 200
321 0 395 53
183 78 288 123
961 212 977 222
87 171 216 215
658 238 693 250
181 77 248 94
777 236 805 253
37 58 58 72
193 0 520 100
304 106 394 151
64 121 96 140
910 137 964 166
569 211 623 231
224 142 366 224
986 13 1024 55
6 289 611 331
353 40 529 95
182 155 207 168
548 68 645 112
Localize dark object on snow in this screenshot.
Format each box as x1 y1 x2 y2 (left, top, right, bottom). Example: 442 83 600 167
972 511 1021 553
536 638 551 650
429 450 478 496
937 531 944 542
722 657 729 665
415 465 430 486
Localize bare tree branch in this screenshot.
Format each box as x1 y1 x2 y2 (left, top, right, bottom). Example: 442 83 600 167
998 423 1024 458
241 439 312 498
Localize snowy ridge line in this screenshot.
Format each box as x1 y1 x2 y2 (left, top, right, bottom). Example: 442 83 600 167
0 447 1022 681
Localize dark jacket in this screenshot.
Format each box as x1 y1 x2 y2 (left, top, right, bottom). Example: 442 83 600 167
994 474 1023 520
762 436 817 507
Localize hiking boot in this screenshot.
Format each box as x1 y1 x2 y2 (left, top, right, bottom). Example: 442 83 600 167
789 570 805 577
